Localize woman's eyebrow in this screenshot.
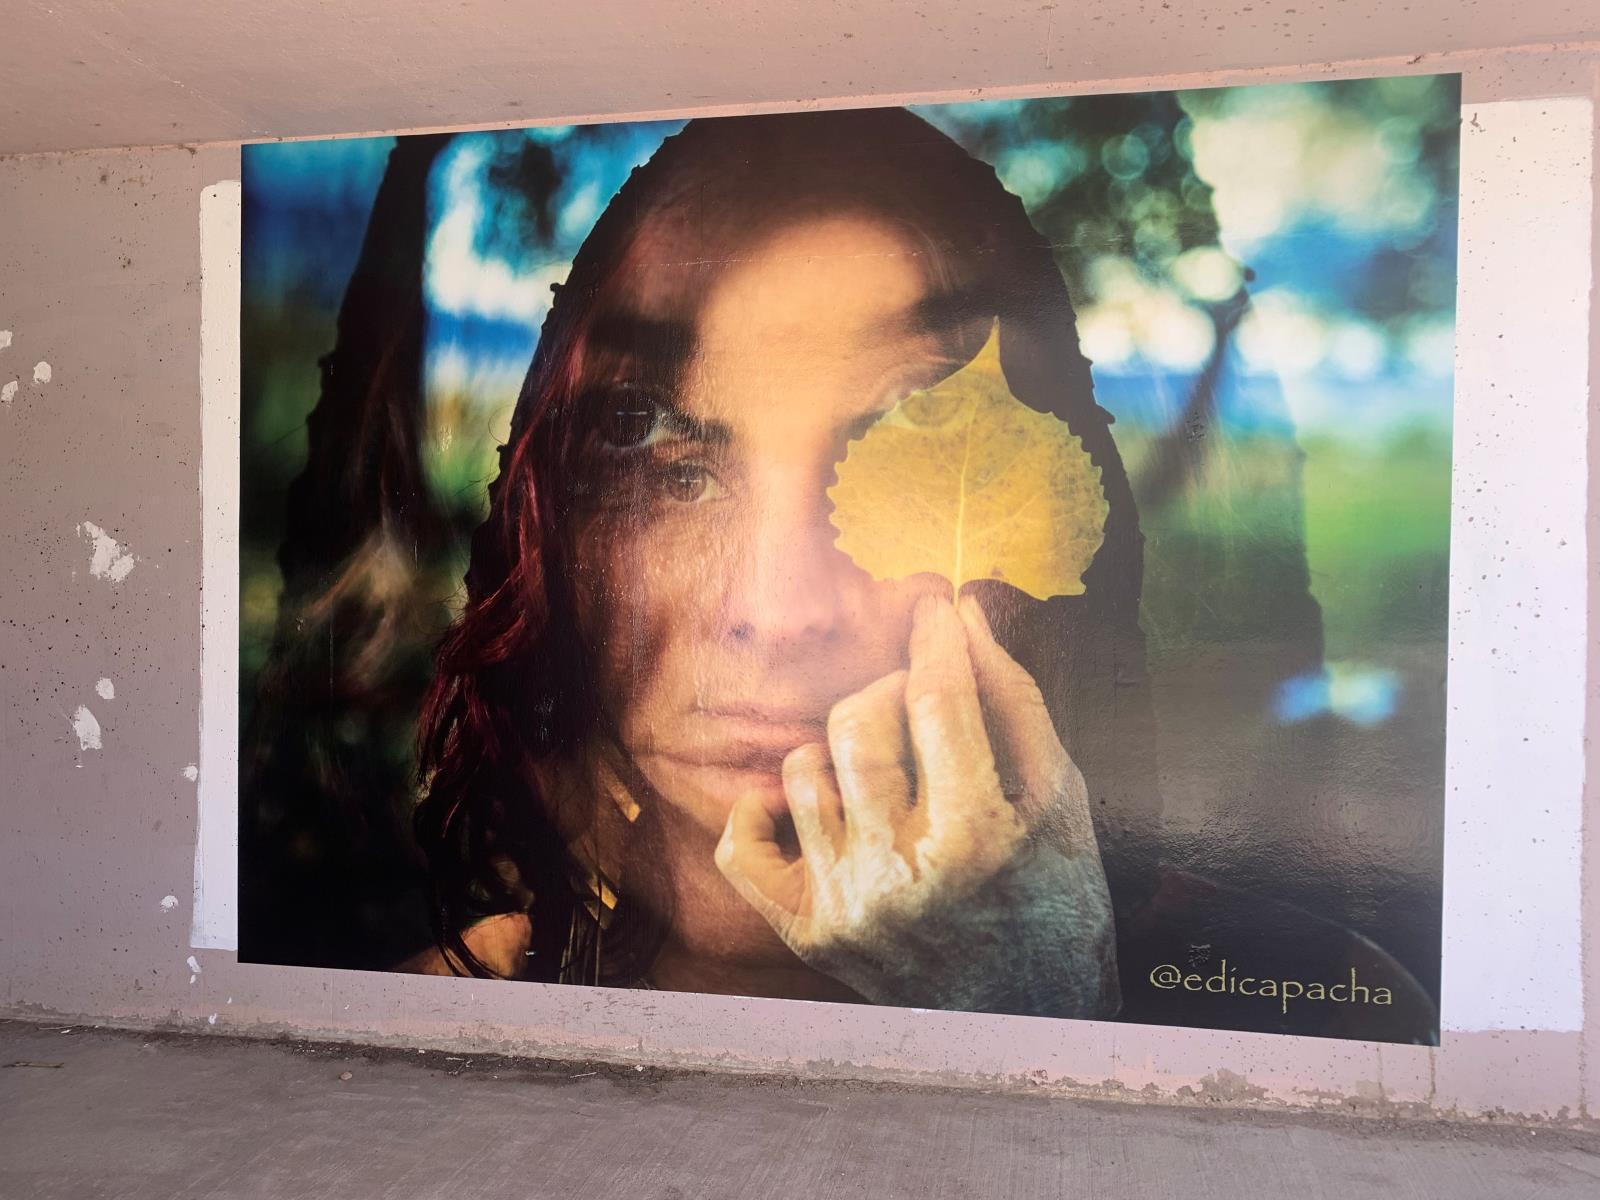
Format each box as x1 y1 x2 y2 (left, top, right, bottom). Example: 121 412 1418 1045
583 310 736 444
657 397 731 446
587 311 698 365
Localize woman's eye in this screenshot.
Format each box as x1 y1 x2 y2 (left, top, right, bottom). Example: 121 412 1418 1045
590 386 724 506
657 461 722 504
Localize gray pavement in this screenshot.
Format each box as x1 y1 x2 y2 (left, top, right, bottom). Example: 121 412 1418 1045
2 1019 1598 1199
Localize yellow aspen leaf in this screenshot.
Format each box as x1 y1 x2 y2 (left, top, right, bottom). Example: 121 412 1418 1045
827 322 1108 600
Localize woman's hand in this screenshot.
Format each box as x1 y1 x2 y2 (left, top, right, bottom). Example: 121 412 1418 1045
714 593 1120 1018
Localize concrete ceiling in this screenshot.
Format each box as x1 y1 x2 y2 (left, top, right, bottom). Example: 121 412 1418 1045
3 0 1597 156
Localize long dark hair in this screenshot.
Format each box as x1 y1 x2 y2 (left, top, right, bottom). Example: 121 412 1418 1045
415 106 1160 984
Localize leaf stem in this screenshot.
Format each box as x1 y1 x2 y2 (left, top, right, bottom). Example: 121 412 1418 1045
952 401 977 590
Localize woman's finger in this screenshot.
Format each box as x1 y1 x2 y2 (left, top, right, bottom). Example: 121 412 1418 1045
905 594 1004 854
827 669 911 866
715 794 809 941
957 593 1093 848
782 742 845 871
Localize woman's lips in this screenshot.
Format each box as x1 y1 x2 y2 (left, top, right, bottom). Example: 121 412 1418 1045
646 708 829 811
664 719 825 772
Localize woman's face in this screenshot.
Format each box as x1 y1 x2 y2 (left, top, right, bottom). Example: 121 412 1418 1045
572 210 986 838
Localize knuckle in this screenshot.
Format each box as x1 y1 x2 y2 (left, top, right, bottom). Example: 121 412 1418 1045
1040 757 1089 820
782 741 829 782
850 759 908 794
974 799 1025 842
826 701 874 750
1059 758 1088 802
1003 671 1049 715
830 726 903 781
904 675 957 723
991 808 1029 852
869 668 911 708
828 675 902 746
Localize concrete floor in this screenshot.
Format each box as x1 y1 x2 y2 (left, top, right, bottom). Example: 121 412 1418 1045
2 1020 1599 1199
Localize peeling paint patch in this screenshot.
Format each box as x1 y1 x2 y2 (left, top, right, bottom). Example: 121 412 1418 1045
78 521 137 583
207 1014 218 1026
0 330 12 350
32 360 51 384
183 763 199 781
160 895 178 911
1 380 15 406
186 955 202 974
95 677 115 700
70 705 102 751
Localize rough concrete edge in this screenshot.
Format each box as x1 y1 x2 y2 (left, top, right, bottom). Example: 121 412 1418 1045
1 38 1597 162
5 1004 1594 1133
1582 51 1600 1122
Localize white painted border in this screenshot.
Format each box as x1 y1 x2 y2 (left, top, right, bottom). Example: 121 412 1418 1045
1440 97 1592 1032
194 180 241 950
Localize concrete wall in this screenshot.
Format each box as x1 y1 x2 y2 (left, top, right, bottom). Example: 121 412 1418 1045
3 43 1598 1121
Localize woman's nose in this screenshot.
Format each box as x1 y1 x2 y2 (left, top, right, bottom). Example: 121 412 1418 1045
722 468 859 648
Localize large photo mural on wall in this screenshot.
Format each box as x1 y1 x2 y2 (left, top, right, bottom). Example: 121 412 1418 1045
239 76 1459 1043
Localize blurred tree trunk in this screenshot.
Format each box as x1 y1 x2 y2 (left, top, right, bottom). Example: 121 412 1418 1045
240 134 452 971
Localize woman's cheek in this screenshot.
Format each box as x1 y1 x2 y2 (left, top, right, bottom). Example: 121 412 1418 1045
585 504 735 647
